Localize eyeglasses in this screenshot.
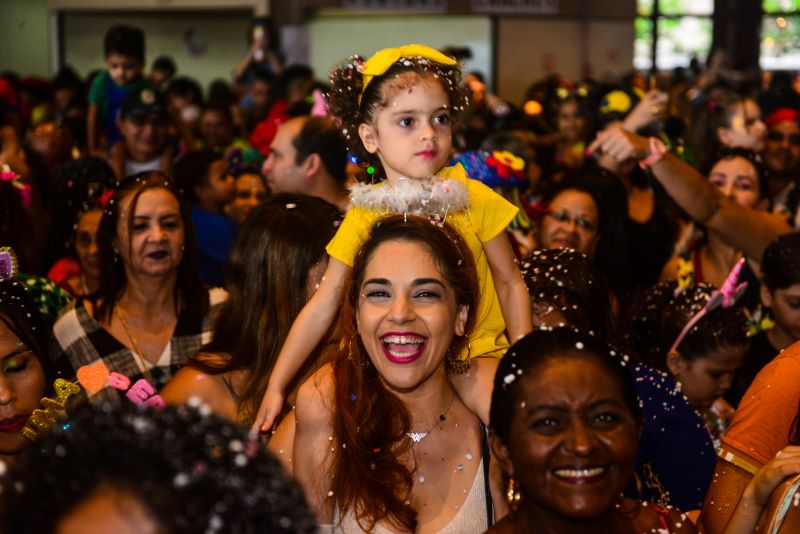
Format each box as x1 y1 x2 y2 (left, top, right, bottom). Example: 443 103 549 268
767 131 800 146
546 210 597 232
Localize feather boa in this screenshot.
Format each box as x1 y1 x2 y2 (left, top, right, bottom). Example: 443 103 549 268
349 176 470 217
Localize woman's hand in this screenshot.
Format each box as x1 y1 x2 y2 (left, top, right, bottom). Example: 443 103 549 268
746 446 800 507
623 90 668 133
587 125 650 163
721 446 800 534
253 386 284 433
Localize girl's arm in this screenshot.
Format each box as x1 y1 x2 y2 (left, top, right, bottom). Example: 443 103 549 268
722 446 800 534
254 257 350 431
588 125 791 262
484 231 533 343
233 48 255 83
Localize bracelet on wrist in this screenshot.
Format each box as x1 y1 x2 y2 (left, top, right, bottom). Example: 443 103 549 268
639 137 667 170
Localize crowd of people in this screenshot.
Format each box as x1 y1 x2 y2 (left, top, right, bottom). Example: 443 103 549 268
3 16 800 533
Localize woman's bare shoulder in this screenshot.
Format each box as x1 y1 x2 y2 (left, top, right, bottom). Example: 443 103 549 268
160 360 236 421
295 363 335 429
626 500 697 533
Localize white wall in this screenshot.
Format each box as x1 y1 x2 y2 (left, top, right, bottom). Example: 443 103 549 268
61 11 252 90
0 0 52 77
497 17 634 105
308 12 493 87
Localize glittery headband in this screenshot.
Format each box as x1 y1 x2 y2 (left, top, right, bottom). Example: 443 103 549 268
670 258 748 353
359 44 457 105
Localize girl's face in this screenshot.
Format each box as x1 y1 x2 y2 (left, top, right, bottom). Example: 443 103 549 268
75 209 103 280
358 73 452 183
356 239 468 392
540 190 600 256
558 100 586 144
718 99 766 152
0 320 46 456
229 173 268 226
762 283 800 344
708 156 762 209
495 357 639 521
668 345 746 411
115 188 185 278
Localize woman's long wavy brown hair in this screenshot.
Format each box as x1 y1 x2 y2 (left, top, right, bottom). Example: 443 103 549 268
192 194 341 419
330 215 479 532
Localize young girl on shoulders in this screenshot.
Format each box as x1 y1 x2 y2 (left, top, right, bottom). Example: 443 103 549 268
255 44 532 430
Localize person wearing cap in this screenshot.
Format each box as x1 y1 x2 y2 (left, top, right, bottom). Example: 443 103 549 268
763 108 800 219
110 87 175 180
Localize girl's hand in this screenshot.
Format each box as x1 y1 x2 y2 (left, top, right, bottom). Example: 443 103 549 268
253 387 285 433
746 446 800 507
587 125 650 163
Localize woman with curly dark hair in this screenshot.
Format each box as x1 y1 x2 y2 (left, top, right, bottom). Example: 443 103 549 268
1 402 317 533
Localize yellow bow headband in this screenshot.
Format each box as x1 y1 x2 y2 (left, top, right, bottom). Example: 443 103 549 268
359 44 458 104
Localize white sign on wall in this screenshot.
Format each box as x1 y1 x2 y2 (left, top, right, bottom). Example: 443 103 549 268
343 0 447 11
472 0 558 14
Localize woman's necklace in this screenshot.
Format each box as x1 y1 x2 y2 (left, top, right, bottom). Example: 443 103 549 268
115 304 155 384
406 391 456 443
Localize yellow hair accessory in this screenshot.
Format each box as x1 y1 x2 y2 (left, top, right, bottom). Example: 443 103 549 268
676 257 693 290
359 44 457 104
600 90 632 115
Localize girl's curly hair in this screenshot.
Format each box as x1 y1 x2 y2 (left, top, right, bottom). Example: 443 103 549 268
328 55 468 182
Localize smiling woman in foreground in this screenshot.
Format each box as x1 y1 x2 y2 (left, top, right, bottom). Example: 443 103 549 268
271 214 493 533
487 327 697 533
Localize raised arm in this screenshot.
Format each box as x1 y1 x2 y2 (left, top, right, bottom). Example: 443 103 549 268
484 231 532 343
253 257 350 431
588 126 791 262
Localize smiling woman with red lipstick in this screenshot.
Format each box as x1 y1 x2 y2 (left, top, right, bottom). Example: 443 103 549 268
488 328 697 534
269 215 497 533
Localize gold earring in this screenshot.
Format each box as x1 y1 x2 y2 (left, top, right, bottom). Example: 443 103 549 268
507 478 521 510
446 340 471 374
